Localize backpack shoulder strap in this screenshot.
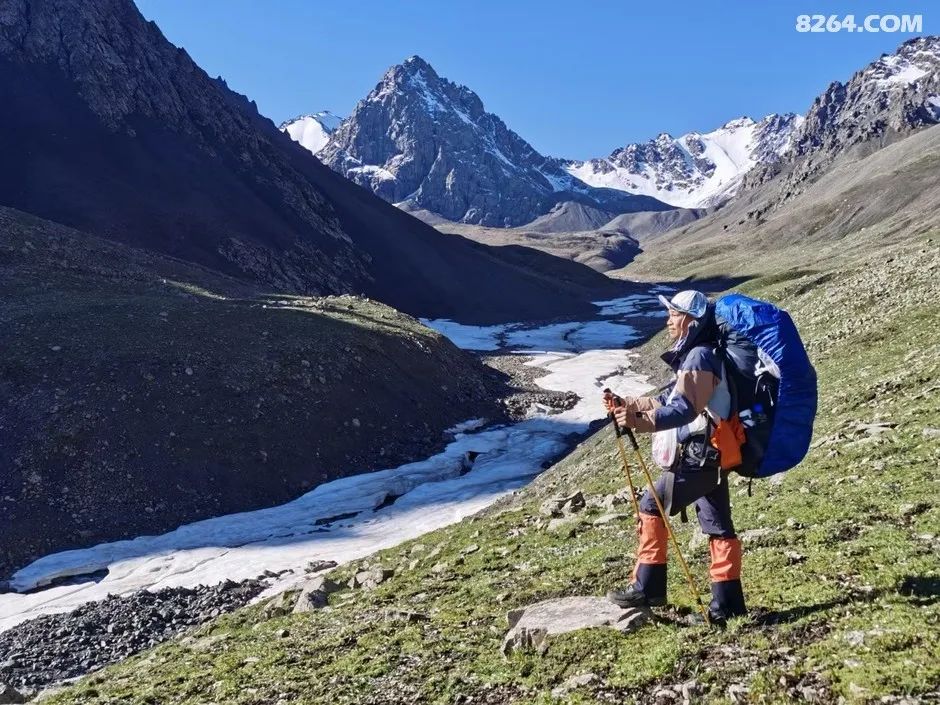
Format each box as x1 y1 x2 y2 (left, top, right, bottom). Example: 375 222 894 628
712 345 741 416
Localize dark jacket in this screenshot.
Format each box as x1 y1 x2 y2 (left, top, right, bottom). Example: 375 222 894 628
632 305 727 434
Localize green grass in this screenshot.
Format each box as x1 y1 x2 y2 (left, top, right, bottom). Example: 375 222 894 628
46 238 940 704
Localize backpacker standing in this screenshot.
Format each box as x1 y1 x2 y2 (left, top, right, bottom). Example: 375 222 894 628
604 290 747 623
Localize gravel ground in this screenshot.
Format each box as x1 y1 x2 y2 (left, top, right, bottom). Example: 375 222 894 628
0 579 265 698
481 352 579 420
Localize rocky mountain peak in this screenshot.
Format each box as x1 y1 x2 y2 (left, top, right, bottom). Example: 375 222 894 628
566 113 802 209
318 57 666 226
721 116 756 130
2 0 632 323
866 35 940 87
744 35 940 197
280 110 345 154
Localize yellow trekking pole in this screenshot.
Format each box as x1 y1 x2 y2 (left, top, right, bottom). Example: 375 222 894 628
603 388 708 622
619 425 710 624
607 413 641 521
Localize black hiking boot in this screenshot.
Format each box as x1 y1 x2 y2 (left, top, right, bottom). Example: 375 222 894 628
606 584 666 608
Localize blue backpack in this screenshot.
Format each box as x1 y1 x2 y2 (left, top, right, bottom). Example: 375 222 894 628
715 294 818 477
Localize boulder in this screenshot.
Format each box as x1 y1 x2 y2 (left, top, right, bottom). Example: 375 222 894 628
260 590 300 619
0 684 26 704
348 566 394 590
539 491 586 518
551 673 599 698
501 596 649 656
293 576 342 613
740 528 774 545
546 517 580 538
601 489 636 511
304 559 338 574
854 422 896 436
383 608 429 623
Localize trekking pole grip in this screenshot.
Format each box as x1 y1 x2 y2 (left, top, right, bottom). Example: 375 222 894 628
603 387 626 439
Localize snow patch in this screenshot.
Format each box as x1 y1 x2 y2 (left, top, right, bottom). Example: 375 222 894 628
349 164 396 181
874 54 929 87
281 111 344 155
445 418 487 435
421 320 507 350
926 95 940 118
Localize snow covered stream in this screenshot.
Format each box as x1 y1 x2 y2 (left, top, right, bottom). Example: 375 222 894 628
0 294 666 632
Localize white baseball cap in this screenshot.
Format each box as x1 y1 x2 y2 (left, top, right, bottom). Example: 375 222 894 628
657 290 708 319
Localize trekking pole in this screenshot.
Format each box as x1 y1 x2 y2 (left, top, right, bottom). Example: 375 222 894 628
621 426 711 625
607 413 641 521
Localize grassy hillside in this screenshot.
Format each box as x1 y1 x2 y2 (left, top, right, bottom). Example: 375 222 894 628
43 231 940 703
614 124 940 282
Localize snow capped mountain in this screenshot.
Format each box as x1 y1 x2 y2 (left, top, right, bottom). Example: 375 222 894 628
308 37 939 226
318 56 669 227
788 35 940 162
565 114 803 209
745 36 940 198
576 36 940 211
280 110 344 155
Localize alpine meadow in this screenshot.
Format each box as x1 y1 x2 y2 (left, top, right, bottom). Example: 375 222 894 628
0 3 937 704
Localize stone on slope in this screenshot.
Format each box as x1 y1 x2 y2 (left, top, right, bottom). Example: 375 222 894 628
551 673 599 698
0 684 26 704
348 566 394 590
261 590 300 619
501 596 649 656
293 576 342 613
592 512 630 527
539 491 586 517
304 559 338 574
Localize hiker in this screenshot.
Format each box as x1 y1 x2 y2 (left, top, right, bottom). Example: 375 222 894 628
603 290 747 624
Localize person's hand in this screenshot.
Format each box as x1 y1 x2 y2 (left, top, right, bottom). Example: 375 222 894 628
602 388 624 413
613 405 637 429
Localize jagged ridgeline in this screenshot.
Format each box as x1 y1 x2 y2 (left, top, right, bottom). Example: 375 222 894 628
302 39 940 224
317 56 672 226
0 0 632 324
0 0 646 580
283 38 940 280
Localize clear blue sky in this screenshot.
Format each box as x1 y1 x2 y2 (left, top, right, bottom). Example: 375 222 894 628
136 0 931 160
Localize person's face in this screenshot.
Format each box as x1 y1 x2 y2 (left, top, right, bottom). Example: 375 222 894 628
666 309 694 341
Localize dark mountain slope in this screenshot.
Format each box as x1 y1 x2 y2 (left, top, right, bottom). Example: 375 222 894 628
0 0 628 324
0 206 509 578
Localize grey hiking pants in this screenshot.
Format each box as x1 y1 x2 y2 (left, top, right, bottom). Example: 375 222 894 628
639 461 736 538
